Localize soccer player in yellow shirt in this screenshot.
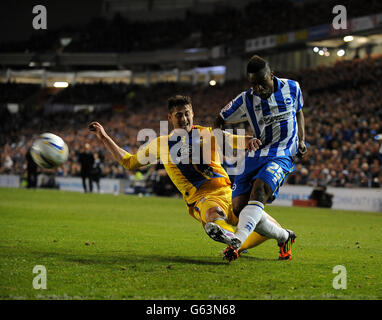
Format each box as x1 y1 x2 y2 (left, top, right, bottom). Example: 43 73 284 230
89 95 288 257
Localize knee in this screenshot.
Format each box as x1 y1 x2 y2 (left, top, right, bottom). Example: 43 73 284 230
232 196 248 217
204 206 225 223
250 180 272 203
233 202 242 217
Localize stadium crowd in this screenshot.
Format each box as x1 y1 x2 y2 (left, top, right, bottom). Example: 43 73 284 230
1 55 382 191
1 0 382 53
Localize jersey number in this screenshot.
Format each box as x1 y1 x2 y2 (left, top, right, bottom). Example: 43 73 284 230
266 162 284 185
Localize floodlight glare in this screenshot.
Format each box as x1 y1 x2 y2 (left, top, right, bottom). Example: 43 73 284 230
53 81 69 88
343 35 354 42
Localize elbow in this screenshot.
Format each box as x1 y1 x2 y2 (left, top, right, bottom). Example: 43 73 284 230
213 115 225 129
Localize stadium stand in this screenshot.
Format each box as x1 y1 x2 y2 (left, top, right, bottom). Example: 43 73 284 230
1 55 382 191
1 0 382 53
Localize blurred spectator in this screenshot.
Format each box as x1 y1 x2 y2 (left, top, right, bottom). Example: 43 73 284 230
26 148 38 188
133 170 146 195
2 0 381 53
39 171 59 189
91 152 103 193
147 164 178 197
1 154 14 174
78 143 94 193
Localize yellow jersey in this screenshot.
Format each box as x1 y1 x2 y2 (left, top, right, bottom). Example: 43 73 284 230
119 125 246 205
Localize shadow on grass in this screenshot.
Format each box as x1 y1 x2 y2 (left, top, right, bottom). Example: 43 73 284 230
238 255 277 262
28 250 227 266
65 254 278 265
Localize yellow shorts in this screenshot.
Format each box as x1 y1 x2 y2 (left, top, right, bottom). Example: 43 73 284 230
187 185 238 227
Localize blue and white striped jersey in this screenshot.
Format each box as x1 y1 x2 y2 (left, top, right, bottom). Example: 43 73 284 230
220 77 303 157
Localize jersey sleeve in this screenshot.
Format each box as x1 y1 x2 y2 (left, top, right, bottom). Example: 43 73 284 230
295 82 304 112
119 137 160 170
222 130 248 150
219 92 248 124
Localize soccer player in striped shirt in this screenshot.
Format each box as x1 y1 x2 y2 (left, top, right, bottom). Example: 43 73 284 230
210 55 307 261
88 95 292 257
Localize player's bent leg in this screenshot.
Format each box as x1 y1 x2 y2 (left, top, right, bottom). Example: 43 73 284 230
205 222 241 248
226 158 297 261
238 231 267 253
200 200 236 245
233 179 269 244
202 205 241 248
278 229 297 260
238 211 281 252
233 179 289 249
250 179 297 260
249 178 273 204
263 211 281 227
232 194 249 218
204 206 226 223
224 185 270 260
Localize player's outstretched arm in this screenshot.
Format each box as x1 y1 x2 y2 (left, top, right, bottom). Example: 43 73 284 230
296 109 307 158
222 130 261 151
88 122 127 162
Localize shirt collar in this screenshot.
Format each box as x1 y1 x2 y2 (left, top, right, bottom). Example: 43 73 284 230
274 76 284 91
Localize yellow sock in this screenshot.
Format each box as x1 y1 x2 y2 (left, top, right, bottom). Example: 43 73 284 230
239 232 268 253
214 218 235 233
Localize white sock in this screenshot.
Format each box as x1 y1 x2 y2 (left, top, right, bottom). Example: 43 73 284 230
235 201 264 243
235 201 289 245
255 217 289 245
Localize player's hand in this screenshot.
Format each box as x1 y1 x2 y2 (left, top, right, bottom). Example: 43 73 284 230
297 141 307 159
88 122 107 140
248 138 262 151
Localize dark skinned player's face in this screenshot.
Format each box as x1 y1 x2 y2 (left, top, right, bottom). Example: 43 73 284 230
168 104 194 133
248 68 274 100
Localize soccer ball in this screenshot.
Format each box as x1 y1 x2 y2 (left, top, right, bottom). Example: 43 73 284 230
30 133 69 169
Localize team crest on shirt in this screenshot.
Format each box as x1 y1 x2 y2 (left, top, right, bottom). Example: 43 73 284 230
176 144 191 159
285 98 292 105
202 166 214 177
222 100 233 112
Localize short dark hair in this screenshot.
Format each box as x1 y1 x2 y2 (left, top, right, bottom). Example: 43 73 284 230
247 55 269 74
168 95 192 112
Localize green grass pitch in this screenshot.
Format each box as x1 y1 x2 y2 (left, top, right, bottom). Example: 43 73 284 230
0 187 381 300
